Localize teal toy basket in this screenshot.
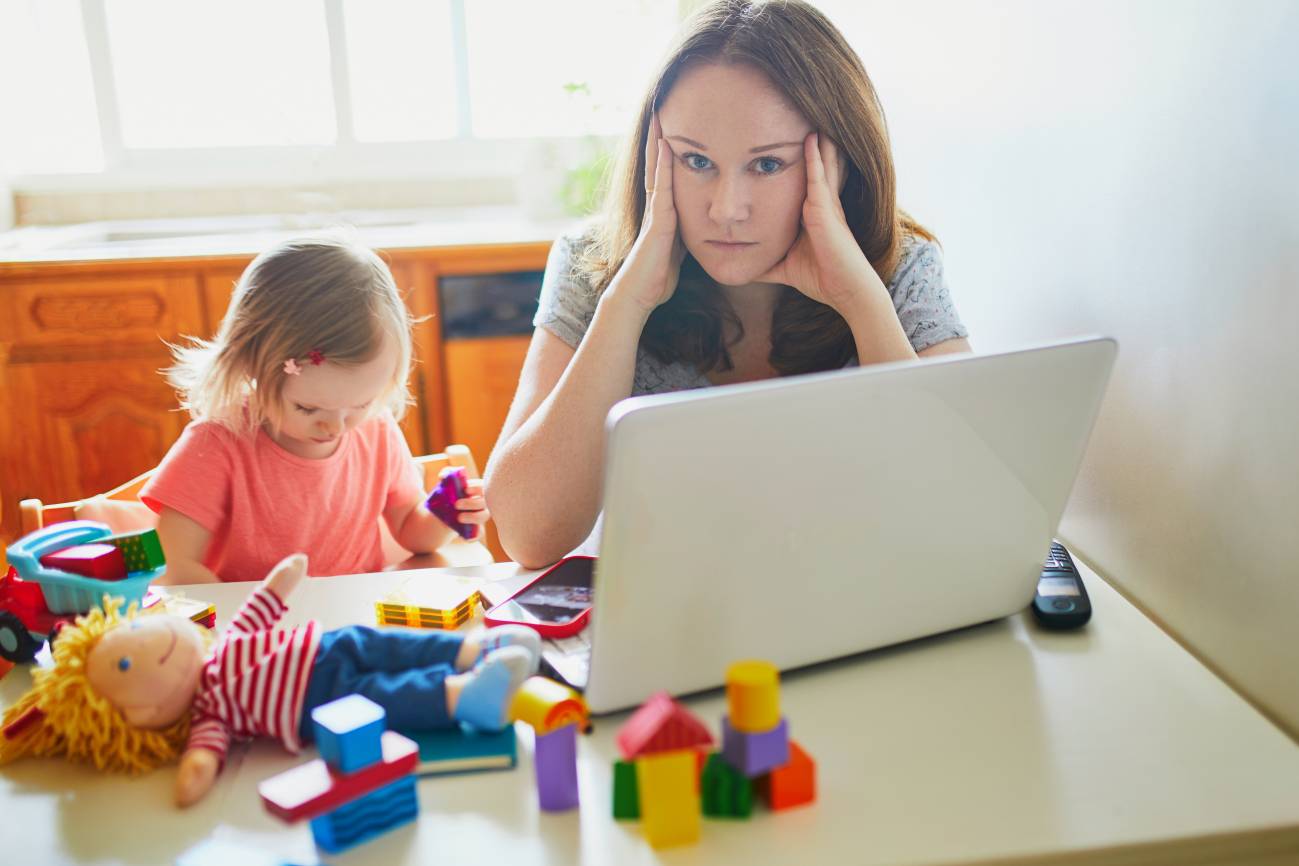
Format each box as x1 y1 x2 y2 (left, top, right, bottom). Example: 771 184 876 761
5 520 163 614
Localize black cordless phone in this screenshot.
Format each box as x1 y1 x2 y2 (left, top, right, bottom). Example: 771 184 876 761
1030 542 1091 629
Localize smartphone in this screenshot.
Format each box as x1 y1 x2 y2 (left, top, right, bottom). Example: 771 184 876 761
484 555 594 638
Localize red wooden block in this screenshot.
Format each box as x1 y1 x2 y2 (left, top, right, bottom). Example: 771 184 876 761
616 691 714 760
39 543 127 581
258 730 418 823
759 739 816 810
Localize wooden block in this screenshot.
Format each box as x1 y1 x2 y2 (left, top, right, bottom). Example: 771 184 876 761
311 694 386 773
702 752 753 818
535 723 580 811
726 659 781 732
612 759 639 820
760 739 816 810
617 691 713 759
636 750 701 848
258 730 417 823
39 543 127 581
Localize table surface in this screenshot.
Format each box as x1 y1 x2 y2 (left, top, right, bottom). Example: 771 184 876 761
4 556 1299 866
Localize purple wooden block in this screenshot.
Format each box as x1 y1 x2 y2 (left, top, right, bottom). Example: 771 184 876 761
721 715 790 777
424 468 475 539
535 723 580 811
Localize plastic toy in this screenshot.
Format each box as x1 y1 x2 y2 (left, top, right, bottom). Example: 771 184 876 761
39 543 127 581
510 675 591 734
312 693 386 773
612 759 640 819
701 752 754 818
534 722 580 811
636 749 702 847
0 521 165 664
615 691 714 759
725 660 781 732
721 715 790 777
259 728 419 822
758 739 816 810
261 695 420 854
374 573 483 630
424 466 476 539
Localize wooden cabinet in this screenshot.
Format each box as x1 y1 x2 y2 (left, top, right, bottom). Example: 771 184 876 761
0 242 552 555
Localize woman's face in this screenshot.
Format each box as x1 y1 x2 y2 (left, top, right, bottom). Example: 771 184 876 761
658 62 811 287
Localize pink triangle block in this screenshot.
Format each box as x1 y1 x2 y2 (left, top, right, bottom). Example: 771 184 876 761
616 691 714 759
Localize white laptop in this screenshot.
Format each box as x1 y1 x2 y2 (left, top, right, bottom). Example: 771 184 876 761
544 337 1117 714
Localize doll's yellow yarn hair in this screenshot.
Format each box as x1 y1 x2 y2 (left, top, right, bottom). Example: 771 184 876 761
0 596 191 774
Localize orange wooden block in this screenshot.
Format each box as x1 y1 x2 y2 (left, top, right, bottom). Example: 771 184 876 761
761 739 815 810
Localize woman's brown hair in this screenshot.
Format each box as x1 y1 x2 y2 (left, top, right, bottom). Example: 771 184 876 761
578 0 932 376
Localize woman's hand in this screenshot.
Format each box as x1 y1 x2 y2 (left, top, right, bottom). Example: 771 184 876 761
445 468 490 541
605 114 686 313
758 133 887 315
175 747 220 808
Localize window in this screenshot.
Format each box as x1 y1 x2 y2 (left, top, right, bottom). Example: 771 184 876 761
0 0 682 189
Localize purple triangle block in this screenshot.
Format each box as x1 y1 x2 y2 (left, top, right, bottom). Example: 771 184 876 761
424 467 476 540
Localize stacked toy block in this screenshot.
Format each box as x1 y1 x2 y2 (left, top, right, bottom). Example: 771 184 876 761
512 676 591 811
374 574 484 630
614 691 715 848
718 660 816 812
259 694 420 854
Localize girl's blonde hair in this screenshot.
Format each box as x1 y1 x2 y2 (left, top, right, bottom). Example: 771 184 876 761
0 598 192 774
168 233 415 431
581 0 934 376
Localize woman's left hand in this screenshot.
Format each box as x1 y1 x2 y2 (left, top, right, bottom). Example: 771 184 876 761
757 132 887 315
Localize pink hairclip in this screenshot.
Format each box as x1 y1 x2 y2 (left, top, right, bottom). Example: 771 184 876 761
307 348 326 366
283 358 302 376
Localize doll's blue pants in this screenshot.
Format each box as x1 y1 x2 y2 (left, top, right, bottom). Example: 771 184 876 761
298 625 464 741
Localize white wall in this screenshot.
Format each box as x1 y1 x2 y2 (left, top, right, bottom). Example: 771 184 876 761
825 0 1299 736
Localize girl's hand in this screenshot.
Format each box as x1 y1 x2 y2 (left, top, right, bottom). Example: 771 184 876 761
606 114 686 313
175 747 220 808
445 469 490 541
758 132 887 314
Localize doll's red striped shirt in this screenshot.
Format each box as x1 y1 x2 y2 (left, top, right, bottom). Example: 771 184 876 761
186 585 322 762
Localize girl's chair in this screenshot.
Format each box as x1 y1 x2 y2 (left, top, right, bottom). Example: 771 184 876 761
14 443 495 566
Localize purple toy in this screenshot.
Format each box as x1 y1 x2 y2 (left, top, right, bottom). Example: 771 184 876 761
424 467 476 540
534 723 580 811
721 715 790 777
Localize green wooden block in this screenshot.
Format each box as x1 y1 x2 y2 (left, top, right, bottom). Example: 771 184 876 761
702 753 753 819
612 759 640 820
106 528 166 573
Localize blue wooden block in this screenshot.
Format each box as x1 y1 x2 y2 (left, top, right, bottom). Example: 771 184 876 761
309 774 418 854
721 715 790 777
311 694 386 774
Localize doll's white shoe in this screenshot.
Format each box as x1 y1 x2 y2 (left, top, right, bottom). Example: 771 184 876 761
453 646 533 731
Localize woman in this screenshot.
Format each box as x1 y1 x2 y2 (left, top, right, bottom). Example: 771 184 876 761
487 0 971 568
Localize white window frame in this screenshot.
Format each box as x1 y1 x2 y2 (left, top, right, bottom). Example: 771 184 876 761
12 0 694 196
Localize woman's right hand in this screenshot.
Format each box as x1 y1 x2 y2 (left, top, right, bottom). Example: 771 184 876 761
606 113 685 313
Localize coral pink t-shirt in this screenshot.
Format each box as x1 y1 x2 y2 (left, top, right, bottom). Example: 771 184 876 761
141 413 423 582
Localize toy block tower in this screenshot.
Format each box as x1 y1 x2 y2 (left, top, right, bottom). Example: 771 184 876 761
259 694 420 854
616 691 714 848
718 660 816 811
512 676 591 812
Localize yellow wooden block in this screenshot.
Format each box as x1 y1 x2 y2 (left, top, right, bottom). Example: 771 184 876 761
635 750 701 849
726 659 780 732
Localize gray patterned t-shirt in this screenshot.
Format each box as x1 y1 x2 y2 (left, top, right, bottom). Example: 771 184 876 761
532 232 968 396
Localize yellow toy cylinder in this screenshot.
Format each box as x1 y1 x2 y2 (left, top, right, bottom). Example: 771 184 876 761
510 676 591 734
726 660 780 732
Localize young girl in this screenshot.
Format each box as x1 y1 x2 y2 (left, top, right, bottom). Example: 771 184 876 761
142 234 489 584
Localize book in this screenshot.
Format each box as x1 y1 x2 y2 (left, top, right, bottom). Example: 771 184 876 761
403 725 518 776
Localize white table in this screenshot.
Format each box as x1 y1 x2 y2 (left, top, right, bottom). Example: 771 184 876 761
4 556 1299 865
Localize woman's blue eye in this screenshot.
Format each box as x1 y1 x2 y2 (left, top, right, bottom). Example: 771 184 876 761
118 657 132 672
754 157 784 175
683 153 713 171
